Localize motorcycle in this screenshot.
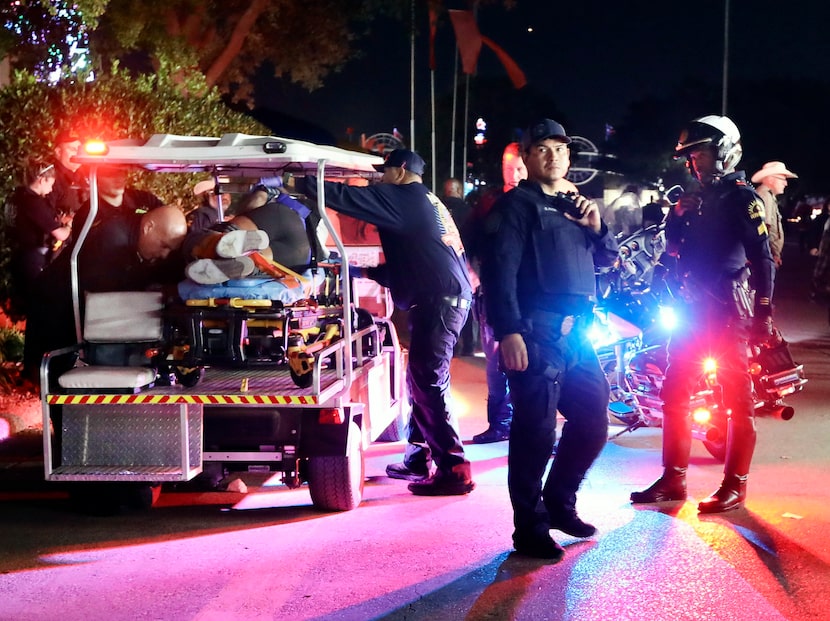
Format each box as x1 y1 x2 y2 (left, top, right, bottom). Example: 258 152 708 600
593 208 807 461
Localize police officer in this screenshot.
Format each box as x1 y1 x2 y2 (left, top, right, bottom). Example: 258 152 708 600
301 149 475 496
631 115 777 513
480 119 619 560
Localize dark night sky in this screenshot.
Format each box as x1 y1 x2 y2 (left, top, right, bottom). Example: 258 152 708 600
256 1 828 152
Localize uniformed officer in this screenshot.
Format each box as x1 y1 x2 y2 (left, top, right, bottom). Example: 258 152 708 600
301 149 475 496
631 115 777 513
480 119 619 560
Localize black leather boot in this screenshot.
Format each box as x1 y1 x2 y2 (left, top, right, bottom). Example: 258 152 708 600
631 408 691 504
630 466 687 503
698 473 747 513
698 417 756 514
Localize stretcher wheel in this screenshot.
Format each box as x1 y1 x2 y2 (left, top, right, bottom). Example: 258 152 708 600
174 366 203 388
290 366 313 388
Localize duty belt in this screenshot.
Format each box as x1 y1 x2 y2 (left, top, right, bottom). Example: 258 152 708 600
527 310 589 337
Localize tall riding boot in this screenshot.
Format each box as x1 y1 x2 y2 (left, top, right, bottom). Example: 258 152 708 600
630 408 691 503
699 418 756 513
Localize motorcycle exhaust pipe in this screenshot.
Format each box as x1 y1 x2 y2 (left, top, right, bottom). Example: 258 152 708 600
704 426 723 444
767 404 795 421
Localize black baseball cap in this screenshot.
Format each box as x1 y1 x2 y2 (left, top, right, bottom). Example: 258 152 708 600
373 149 426 176
521 119 572 151
55 130 81 144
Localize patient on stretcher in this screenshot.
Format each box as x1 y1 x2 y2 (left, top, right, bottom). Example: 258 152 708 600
183 190 315 285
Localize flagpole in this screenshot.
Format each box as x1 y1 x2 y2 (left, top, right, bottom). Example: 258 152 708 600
410 0 416 150
462 72 470 189
430 69 437 192
450 48 458 178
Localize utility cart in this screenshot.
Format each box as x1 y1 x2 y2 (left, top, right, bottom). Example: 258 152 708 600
40 133 409 512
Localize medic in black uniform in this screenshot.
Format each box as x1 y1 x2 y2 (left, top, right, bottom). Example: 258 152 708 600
480 119 619 560
631 115 777 514
302 149 475 497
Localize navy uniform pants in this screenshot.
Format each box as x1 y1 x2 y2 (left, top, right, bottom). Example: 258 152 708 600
403 300 471 475
506 312 609 538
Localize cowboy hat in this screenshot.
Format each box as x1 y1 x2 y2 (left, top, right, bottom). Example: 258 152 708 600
751 161 798 184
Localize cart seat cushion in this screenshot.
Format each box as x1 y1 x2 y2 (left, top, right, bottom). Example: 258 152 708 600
84 291 164 342
58 365 157 391
177 268 326 303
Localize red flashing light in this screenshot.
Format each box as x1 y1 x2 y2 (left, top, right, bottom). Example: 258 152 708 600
83 139 109 156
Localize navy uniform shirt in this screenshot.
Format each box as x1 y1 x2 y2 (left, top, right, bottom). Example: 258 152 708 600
303 176 471 310
480 180 619 340
665 171 775 316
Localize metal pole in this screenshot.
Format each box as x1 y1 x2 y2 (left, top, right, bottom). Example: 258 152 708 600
430 70 437 192
462 73 470 187
450 48 459 178
410 0 416 150
722 0 730 115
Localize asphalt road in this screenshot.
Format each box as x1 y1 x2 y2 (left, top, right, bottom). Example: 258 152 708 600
1 239 829 621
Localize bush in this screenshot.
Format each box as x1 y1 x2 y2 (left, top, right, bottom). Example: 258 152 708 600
0 67 269 320
0 326 24 363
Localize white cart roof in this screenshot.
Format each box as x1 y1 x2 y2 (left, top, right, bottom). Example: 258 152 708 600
72 133 384 178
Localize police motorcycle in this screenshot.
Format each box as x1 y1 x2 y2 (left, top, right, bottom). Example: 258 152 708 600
595 220 807 462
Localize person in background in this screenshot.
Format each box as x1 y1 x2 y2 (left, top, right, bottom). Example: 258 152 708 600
301 148 475 497
631 115 776 514
481 120 618 560
187 179 232 233
442 177 475 356
751 161 798 268
73 165 163 227
48 130 86 220
6 159 71 313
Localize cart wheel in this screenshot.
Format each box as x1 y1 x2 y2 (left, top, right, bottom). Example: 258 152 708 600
307 421 364 511
175 366 203 388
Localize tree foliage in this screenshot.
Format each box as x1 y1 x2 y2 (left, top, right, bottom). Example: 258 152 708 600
79 0 405 104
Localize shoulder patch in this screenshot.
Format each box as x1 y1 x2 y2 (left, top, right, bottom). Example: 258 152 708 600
748 198 768 235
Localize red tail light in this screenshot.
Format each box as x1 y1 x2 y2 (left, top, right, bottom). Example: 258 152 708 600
692 407 712 425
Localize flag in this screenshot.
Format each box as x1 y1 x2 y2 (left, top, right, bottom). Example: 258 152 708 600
429 6 438 71
448 9 482 75
481 35 527 89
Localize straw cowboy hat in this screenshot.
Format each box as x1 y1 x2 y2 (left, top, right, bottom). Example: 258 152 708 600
193 179 217 196
751 161 798 184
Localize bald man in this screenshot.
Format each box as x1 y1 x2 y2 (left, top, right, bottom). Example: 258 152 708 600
22 205 188 384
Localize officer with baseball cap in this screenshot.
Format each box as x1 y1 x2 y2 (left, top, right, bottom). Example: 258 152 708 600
301 148 475 496
480 119 619 560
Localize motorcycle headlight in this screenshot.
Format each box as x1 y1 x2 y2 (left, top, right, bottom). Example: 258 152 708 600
658 305 678 331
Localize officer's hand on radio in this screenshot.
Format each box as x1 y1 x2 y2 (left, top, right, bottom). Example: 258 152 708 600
499 333 528 372
674 193 701 216
566 195 602 233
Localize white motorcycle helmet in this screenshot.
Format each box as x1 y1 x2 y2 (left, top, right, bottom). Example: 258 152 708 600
674 115 743 175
